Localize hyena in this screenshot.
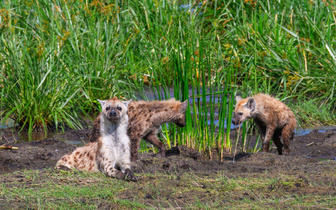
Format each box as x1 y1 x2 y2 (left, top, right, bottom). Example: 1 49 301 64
56 97 137 181
232 93 296 155
90 98 188 161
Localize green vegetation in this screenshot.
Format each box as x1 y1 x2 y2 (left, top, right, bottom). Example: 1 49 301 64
1 0 336 154
0 168 335 209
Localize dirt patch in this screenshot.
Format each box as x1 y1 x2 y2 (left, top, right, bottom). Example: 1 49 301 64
1 127 336 174
0 127 336 208
291 129 336 159
0 127 91 174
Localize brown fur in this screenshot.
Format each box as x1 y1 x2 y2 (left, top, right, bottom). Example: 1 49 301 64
232 93 297 155
90 98 188 161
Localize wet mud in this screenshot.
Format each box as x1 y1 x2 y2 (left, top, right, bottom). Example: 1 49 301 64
0 126 336 208
1 126 336 174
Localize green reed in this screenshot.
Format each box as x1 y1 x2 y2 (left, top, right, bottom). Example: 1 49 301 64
1 0 336 154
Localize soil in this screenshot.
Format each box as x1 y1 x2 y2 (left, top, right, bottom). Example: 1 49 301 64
1 125 336 208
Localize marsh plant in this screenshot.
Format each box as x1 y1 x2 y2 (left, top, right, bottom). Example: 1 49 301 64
1 0 336 155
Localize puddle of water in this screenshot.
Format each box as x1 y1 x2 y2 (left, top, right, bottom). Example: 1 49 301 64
3 85 336 141
19 132 53 142
19 132 85 146
295 125 336 136
139 86 224 103
206 119 238 130
63 140 85 146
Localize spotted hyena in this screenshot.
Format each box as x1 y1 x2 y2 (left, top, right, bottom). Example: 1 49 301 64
232 93 297 155
56 97 137 181
90 98 188 161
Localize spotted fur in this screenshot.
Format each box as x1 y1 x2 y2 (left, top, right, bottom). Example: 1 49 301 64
90 98 188 161
232 93 297 155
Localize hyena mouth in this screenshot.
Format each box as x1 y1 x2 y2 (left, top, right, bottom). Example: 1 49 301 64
107 116 121 121
106 109 121 121
231 118 241 126
175 120 186 127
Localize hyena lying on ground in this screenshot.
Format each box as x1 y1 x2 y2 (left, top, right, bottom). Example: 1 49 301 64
56 97 137 181
232 93 297 155
90 98 188 161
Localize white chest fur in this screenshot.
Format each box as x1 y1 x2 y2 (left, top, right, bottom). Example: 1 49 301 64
98 114 131 173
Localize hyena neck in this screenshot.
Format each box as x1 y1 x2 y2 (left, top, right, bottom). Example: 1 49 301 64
99 114 129 140
251 111 265 122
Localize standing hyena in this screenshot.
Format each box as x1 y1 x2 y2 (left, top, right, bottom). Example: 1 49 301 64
90 98 188 161
56 97 137 181
232 93 297 155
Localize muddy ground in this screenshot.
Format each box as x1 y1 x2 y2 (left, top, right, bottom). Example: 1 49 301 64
1 124 336 208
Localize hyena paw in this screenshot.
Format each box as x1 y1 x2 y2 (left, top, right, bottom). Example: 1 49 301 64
124 169 138 182
115 171 125 180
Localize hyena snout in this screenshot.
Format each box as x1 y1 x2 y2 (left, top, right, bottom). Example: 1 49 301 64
231 114 242 125
109 110 117 117
175 115 186 127
107 109 121 121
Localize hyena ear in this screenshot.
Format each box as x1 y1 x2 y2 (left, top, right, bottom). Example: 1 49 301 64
180 100 188 112
235 96 243 103
122 100 132 107
246 98 256 111
97 99 106 108
168 97 176 101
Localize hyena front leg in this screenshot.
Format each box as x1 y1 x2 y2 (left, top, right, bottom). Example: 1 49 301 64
101 160 124 179
262 126 275 153
118 147 131 173
118 147 138 182
144 132 166 158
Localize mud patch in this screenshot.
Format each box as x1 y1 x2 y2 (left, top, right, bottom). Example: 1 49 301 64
291 129 336 159
1 128 336 174
0 128 336 208
0 138 75 173
0 127 91 174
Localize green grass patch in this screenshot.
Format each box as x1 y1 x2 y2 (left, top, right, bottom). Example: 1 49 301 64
0 168 335 209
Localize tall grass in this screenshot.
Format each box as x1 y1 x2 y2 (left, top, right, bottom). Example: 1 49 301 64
134 0 336 155
1 0 336 154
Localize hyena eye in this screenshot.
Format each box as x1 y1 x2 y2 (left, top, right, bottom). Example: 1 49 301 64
117 106 122 111
238 112 243 116
106 106 110 111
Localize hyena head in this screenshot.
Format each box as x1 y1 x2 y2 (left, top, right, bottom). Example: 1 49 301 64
232 96 256 125
173 99 188 127
98 97 131 122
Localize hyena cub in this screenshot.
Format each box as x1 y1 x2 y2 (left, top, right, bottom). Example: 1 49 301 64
90 98 188 161
232 93 296 155
56 97 137 181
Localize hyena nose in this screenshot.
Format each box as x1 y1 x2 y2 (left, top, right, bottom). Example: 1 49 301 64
110 110 117 116
232 118 237 125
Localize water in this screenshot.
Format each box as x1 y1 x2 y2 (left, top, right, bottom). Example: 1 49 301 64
19 132 52 142
63 140 85 146
2 86 336 141
295 125 336 136
138 86 224 104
